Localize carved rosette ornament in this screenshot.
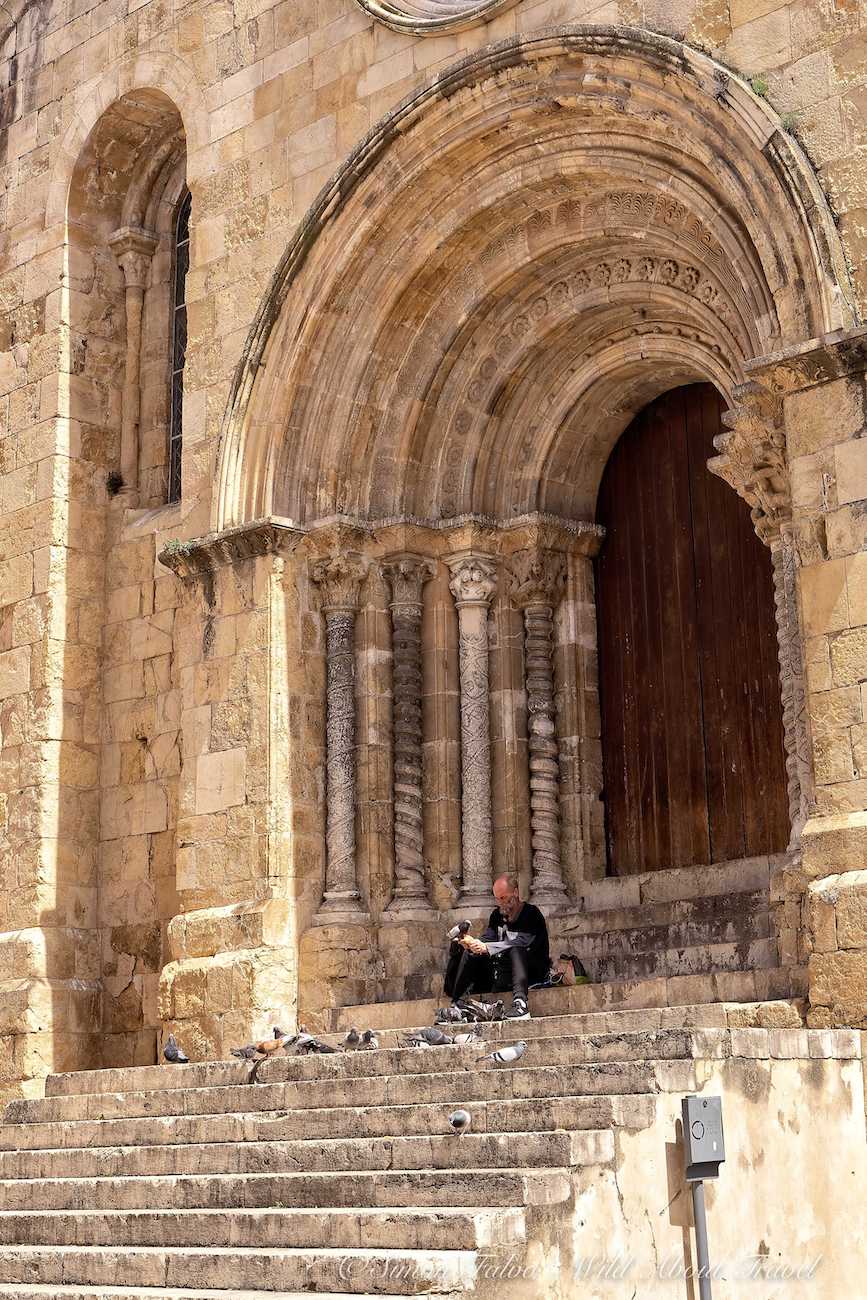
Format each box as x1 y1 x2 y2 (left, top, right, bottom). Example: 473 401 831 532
709 382 812 847
510 548 569 910
446 551 498 910
381 554 436 915
310 553 369 922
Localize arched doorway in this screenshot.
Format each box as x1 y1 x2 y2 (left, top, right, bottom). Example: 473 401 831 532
595 383 790 876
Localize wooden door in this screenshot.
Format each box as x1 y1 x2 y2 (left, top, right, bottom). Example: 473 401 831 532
595 383 790 875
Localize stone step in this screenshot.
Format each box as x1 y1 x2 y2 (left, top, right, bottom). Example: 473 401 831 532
6 1060 658 1127
0 1092 655 1152
37 1028 724 1105
0 1166 574 1212
592 938 778 984
328 973 807 1033
0 1129 611 1185
557 888 769 940
0 1246 480 1295
0 1290 427 1300
0 1206 528 1251
562 894 770 957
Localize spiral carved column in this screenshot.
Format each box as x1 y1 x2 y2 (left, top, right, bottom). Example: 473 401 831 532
382 554 436 915
446 551 498 911
510 547 569 910
310 552 369 923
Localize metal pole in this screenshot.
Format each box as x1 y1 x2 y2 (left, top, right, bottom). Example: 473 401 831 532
690 1179 713 1300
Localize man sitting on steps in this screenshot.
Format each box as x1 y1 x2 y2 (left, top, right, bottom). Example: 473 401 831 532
443 873 550 1021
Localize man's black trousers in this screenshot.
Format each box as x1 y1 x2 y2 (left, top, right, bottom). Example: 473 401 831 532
443 941 529 1003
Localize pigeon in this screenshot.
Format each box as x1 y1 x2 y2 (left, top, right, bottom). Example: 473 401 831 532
343 1026 361 1051
452 1027 481 1046
163 1034 189 1064
359 1029 379 1050
448 1108 472 1136
402 1026 451 1048
231 1031 293 1082
295 1035 339 1055
479 1040 527 1065
447 920 471 941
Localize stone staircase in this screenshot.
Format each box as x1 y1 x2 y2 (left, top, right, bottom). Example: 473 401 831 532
0 985 838 1300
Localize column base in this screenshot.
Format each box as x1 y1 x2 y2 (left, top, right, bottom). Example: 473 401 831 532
453 891 494 920
312 890 370 926
530 884 571 914
383 892 435 921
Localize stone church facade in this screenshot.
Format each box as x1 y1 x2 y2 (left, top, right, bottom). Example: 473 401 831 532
1 0 867 1101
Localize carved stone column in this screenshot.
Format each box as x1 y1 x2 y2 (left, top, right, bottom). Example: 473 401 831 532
310 552 369 923
446 551 498 910
710 381 812 847
109 226 158 499
510 547 569 910
381 553 436 916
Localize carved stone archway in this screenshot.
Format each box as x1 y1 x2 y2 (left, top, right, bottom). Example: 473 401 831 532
161 27 864 1035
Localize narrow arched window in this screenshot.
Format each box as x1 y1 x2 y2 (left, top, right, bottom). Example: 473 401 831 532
168 189 191 503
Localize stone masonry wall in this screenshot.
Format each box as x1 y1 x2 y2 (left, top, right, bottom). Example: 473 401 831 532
0 0 866 1095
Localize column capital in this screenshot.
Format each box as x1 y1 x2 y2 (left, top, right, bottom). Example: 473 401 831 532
310 552 369 611
709 380 789 545
508 546 567 611
381 553 436 607
108 225 159 288
445 550 497 607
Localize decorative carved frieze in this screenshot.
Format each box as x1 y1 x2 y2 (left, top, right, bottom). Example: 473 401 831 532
510 547 569 911
446 551 498 910
381 553 436 915
158 518 305 579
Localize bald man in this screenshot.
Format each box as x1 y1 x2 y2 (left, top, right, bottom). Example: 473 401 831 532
443 874 550 1020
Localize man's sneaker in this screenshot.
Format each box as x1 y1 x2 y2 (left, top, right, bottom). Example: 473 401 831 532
506 997 530 1020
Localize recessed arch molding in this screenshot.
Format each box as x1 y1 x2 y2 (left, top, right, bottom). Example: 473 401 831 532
214 25 857 534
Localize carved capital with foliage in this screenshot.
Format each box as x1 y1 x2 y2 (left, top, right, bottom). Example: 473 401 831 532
708 381 789 545
509 547 567 610
310 552 369 611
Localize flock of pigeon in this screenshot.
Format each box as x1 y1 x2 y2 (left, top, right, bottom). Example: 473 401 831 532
162 1018 528 1133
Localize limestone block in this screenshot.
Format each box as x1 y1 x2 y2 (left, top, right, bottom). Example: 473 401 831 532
167 898 291 960
835 438 867 507
831 869 867 951
0 646 30 700
812 728 855 784
846 551 867 627
195 747 246 814
800 557 849 637
830 626 867 687
785 377 865 460
809 949 867 1027
806 877 839 953
802 811 867 878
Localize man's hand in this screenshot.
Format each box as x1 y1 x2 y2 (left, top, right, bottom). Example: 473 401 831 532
459 935 488 957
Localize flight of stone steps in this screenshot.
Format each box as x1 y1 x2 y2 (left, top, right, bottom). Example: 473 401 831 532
0 988 822 1300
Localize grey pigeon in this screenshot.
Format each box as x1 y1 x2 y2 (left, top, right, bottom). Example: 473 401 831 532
447 920 471 941
448 1108 472 1136
479 1040 527 1065
402 1026 451 1048
163 1034 188 1064
452 1027 481 1046
343 1026 361 1051
359 1029 379 1050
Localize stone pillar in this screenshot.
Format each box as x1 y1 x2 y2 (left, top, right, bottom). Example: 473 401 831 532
711 381 812 849
446 551 498 911
509 546 569 910
109 226 158 499
381 554 436 916
310 551 369 923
